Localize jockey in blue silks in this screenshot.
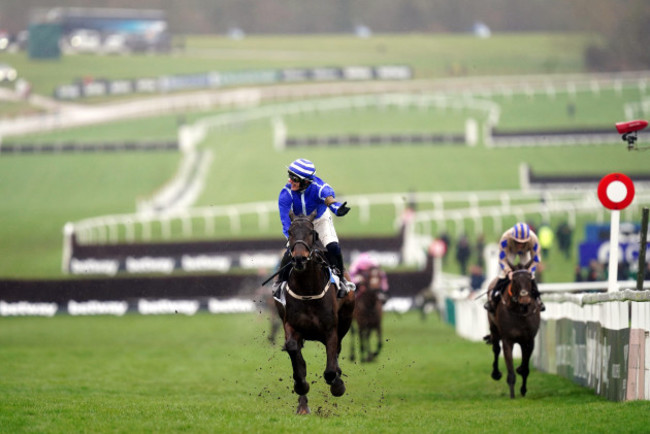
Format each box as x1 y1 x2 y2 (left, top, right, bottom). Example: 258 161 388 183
273 158 355 299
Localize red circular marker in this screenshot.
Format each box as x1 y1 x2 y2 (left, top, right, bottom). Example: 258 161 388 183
597 173 635 210
429 239 447 258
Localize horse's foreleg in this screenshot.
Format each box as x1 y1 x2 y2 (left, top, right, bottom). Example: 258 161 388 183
283 324 309 398
517 340 534 397
374 325 383 359
296 395 310 415
490 324 502 381
324 330 346 397
360 328 370 362
502 340 516 399
349 322 356 362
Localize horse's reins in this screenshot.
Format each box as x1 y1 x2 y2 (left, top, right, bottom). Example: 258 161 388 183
475 268 530 301
260 229 321 286
261 260 292 286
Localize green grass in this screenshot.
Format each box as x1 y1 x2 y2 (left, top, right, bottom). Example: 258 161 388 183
494 87 645 130
194 115 645 202
0 153 179 277
0 312 646 432
0 98 43 118
0 33 591 97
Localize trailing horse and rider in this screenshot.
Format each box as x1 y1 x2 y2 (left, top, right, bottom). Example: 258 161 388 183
484 222 545 314
482 222 543 398
348 252 389 363
484 261 541 398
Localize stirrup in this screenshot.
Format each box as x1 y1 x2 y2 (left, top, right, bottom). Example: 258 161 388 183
272 281 285 301
336 279 355 298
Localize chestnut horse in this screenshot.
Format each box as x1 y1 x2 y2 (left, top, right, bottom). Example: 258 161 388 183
349 266 384 362
274 211 355 414
485 262 541 398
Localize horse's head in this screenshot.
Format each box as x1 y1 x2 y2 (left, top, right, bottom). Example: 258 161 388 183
507 261 534 311
358 267 383 291
288 210 319 272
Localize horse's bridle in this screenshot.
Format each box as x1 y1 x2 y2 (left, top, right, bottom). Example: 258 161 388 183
286 222 331 300
506 269 536 314
289 224 328 271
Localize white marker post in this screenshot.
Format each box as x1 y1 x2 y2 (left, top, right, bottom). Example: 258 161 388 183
597 173 636 293
429 239 447 291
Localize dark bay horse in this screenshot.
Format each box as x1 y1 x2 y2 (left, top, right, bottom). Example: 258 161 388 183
485 262 541 398
349 266 384 363
274 211 355 414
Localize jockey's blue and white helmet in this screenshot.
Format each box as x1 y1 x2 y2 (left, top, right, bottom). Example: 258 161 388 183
287 158 316 180
512 222 531 243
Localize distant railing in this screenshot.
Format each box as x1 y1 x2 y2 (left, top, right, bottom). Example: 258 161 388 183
68 187 650 245
4 71 649 139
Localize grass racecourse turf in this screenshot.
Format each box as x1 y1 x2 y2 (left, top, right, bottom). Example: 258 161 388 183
0 311 648 432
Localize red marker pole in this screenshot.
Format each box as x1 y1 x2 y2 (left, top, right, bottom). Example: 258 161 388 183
597 173 635 292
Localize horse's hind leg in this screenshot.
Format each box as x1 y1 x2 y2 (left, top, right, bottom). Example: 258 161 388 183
517 340 534 397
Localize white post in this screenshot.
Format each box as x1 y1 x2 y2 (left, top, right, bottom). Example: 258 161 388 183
465 118 478 147
433 256 443 289
272 117 286 151
61 223 74 274
484 243 500 283
608 210 620 292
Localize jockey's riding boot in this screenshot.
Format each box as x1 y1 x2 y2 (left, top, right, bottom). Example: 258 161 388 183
337 271 356 298
325 242 355 298
484 291 499 313
483 300 496 313
537 297 546 312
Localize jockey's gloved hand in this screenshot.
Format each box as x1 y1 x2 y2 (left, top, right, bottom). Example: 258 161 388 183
336 202 350 216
